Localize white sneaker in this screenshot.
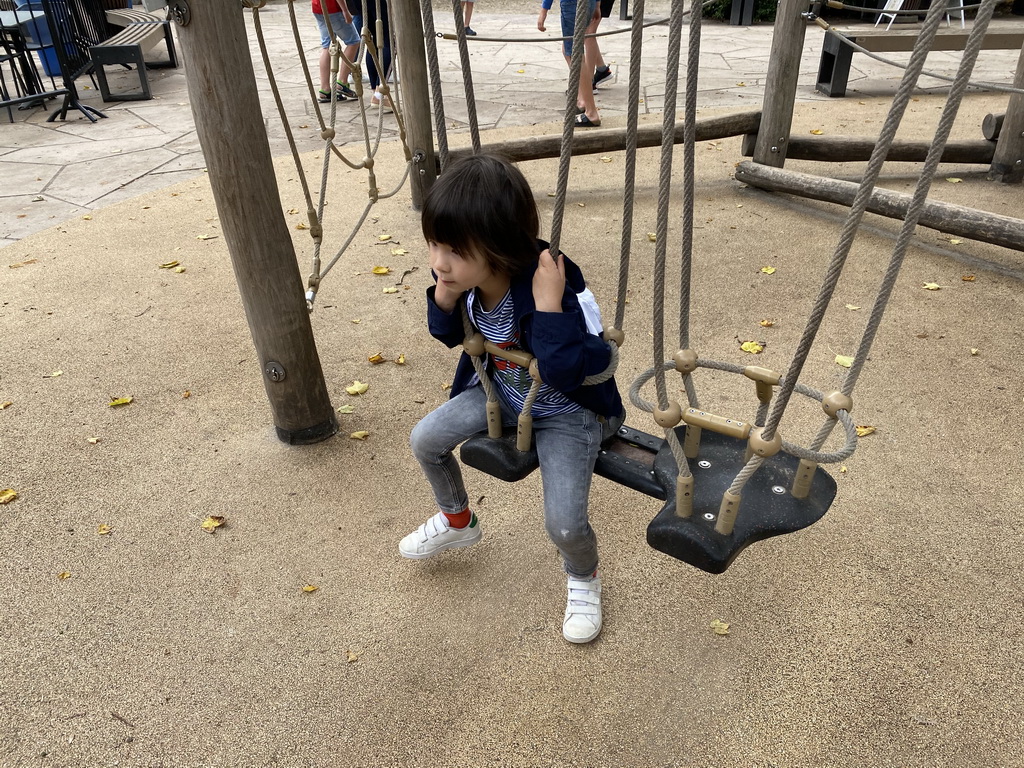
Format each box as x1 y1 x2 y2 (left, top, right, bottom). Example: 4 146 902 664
398 512 481 560
563 575 602 643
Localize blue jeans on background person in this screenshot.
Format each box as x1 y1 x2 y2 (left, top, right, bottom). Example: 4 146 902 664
410 384 602 578
314 11 359 48
559 0 598 56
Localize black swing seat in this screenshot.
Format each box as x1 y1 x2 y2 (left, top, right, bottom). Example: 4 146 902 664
647 427 837 574
460 423 836 574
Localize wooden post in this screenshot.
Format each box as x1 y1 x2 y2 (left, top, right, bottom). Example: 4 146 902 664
170 0 337 445
752 0 810 167
391 0 437 206
988 43 1024 184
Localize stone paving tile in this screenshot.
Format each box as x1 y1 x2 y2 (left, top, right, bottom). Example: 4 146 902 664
0 161 60 195
0 195 86 239
44 148 179 207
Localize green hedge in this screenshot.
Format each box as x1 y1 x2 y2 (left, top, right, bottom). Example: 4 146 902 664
702 0 778 23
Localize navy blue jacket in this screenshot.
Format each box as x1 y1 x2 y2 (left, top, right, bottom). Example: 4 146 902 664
425 249 623 419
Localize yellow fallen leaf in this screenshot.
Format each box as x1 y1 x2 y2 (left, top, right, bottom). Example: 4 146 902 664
346 650 358 663
760 266 776 275
377 234 392 242
736 81 746 87
970 348 979 356
945 177 962 183
840 465 848 474
350 431 370 440
516 68 525 73
0 489 17 504
600 156 613 163
855 425 876 437
58 571 71 580
382 286 398 294
337 404 355 414
391 248 409 256
922 283 941 291
547 192 556 197
201 515 225 533
8 258 38 268
647 233 656 242
759 320 774 328
961 275 975 282
302 584 319 593
196 234 218 240
0 401 12 409
368 353 385 364
182 390 191 398
371 266 391 275
810 129 824 135
86 437 100 444
98 524 111 535
740 341 763 354
346 381 369 395
44 370 63 378
174 266 186 273
108 396 133 407
395 354 406 365
845 304 861 310
351 319 361 324
710 618 730 635
835 355 854 368
948 239 962 245
159 260 180 269
296 223 308 230
82 214 92 220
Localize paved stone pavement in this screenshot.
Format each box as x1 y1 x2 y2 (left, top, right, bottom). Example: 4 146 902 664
1 3 1021 247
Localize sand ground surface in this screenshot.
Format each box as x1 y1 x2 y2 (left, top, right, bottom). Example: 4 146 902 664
2 5 1024 768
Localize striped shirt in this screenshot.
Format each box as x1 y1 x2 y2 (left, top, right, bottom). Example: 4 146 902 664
467 289 581 418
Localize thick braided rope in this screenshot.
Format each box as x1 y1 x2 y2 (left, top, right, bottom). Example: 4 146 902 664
800 0 1002 457
820 24 1024 96
450 0 482 154
460 301 500 406
650 0 686 411
678 0 701 354
546 0 594 257
759 0 950 446
846 0 998 399
419 0 450 170
612 0 646 332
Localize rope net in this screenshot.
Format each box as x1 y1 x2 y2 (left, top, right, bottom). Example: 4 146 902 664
246 0 414 310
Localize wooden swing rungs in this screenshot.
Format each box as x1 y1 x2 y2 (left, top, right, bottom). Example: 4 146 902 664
740 133 995 165
735 160 1024 252
445 110 763 166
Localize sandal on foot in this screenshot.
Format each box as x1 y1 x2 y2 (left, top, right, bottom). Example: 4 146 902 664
575 113 601 128
318 89 332 103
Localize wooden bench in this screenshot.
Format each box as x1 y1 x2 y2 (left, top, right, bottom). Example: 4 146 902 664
816 22 1024 97
89 6 177 102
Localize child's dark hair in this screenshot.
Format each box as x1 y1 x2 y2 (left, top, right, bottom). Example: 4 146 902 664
421 154 540 277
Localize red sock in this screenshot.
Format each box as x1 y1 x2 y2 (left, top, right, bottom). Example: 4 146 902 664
443 508 472 529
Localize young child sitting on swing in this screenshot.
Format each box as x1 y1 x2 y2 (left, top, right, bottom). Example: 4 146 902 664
399 154 622 644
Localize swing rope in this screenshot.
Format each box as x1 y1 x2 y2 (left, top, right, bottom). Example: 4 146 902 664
449 0 483 154
419 0 451 170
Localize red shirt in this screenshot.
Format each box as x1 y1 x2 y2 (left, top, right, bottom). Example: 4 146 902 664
312 0 343 14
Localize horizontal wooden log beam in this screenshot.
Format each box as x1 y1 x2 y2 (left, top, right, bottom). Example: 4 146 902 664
735 160 1024 252
740 133 995 164
446 110 762 166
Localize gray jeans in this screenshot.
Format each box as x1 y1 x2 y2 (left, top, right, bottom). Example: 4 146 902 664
410 384 601 577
